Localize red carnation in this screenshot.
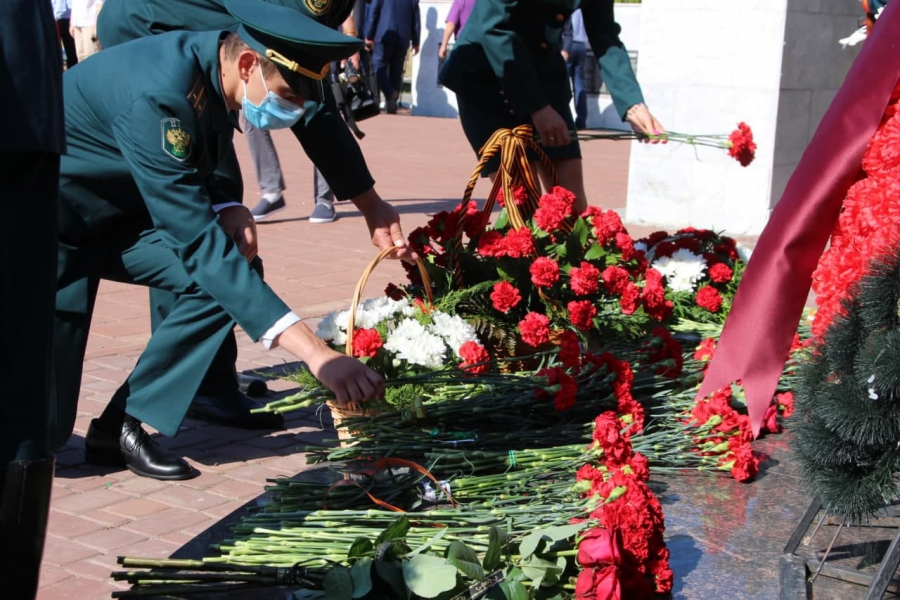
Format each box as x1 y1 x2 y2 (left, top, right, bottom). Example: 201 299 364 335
351 328 383 358
629 452 650 481
614 232 635 261
568 300 597 331
534 193 572 232
557 330 582 368
619 282 641 315
693 337 717 361
776 392 795 418
518 312 551 347
530 257 560 287
476 230 506 257
708 262 733 283
384 283 405 301
727 443 760 482
593 210 626 245
696 285 723 313
503 227 535 258
577 528 622 568
537 366 578 411
490 281 522 313
727 122 756 167
458 341 490 373
602 266 630 295
641 268 672 321
495 185 527 208
570 261 601 295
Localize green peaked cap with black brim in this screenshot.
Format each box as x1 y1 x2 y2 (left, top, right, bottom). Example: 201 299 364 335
225 0 362 102
262 0 357 31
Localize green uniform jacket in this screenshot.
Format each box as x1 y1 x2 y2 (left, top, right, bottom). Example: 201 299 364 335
58 30 290 340
96 0 372 200
440 0 643 120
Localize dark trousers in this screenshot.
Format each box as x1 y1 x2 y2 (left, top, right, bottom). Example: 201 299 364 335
0 152 59 598
55 229 242 441
149 288 240 396
1 152 60 462
56 19 78 70
372 41 407 100
567 41 588 130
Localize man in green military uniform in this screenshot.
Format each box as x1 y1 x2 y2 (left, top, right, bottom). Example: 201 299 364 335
439 0 664 213
56 0 385 480
96 0 411 430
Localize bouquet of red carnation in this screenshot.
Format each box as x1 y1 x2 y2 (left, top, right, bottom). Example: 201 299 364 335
571 410 673 598
400 185 671 357
635 228 748 326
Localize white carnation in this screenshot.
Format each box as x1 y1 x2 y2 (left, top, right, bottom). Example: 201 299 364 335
428 312 479 357
652 248 707 293
316 309 350 344
384 318 448 369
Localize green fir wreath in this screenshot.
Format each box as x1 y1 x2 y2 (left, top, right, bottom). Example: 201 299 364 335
793 249 900 522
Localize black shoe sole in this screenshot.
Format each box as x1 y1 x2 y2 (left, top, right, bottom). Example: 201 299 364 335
125 464 199 481
185 407 285 430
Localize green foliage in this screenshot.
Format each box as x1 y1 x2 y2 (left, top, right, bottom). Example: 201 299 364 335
793 250 900 521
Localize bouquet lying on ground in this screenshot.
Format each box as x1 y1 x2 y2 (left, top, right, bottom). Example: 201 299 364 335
635 228 749 327
399 185 672 357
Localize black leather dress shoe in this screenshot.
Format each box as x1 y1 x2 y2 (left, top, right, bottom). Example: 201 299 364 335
236 373 269 397
85 418 198 480
186 389 285 430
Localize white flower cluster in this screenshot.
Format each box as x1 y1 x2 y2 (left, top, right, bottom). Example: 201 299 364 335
652 248 707 293
316 296 480 369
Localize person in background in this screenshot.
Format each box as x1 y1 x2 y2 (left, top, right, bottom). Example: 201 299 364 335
439 0 665 213
0 0 65 594
437 0 475 61
53 0 79 69
365 0 420 114
562 9 590 130
70 0 103 61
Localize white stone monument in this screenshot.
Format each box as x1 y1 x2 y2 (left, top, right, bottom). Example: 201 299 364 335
624 0 862 235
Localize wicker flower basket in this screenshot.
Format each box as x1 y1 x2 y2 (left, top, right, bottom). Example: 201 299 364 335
326 246 433 444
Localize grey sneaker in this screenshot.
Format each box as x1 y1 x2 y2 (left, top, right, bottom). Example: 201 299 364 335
309 202 337 224
250 197 286 221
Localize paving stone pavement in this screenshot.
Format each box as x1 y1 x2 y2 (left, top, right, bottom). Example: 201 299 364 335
40 112 746 598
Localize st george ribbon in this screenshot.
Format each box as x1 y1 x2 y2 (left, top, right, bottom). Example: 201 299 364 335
696 3 900 437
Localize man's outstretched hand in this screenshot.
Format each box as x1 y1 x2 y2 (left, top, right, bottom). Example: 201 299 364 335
351 188 418 262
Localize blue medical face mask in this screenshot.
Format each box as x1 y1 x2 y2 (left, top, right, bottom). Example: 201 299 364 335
242 65 305 130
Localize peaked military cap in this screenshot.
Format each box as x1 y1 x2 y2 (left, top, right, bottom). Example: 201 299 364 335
264 0 357 31
225 0 362 101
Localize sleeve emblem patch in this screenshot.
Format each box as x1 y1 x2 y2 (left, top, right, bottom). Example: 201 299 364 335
161 118 192 161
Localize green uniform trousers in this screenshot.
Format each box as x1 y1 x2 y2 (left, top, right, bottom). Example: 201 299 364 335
1 153 60 462
53 227 246 446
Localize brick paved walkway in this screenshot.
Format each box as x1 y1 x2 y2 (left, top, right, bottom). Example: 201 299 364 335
39 112 706 598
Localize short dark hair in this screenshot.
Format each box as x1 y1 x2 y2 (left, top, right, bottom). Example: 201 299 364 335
222 32 278 77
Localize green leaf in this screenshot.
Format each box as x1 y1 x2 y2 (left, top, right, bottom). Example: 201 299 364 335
540 523 588 543
573 217 590 246
517 531 547 560
374 561 406 598
519 555 563 590
349 558 373 599
496 579 528 600
348 537 374 559
446 541 485 581
375 516 410 546
494 209 509 230
323 565 353 600
496 267 511 281
583 244 606 261
483 526 503 571
553 242 567 259
402 555 458 598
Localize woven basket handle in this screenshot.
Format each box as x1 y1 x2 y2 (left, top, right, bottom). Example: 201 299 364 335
452 125 560 287
345 246 434 356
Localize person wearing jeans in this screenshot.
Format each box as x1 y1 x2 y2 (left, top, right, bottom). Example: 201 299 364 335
563 9 589 130
245 114 339 224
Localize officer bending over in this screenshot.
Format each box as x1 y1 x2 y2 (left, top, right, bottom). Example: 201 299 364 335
55 0 383 480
